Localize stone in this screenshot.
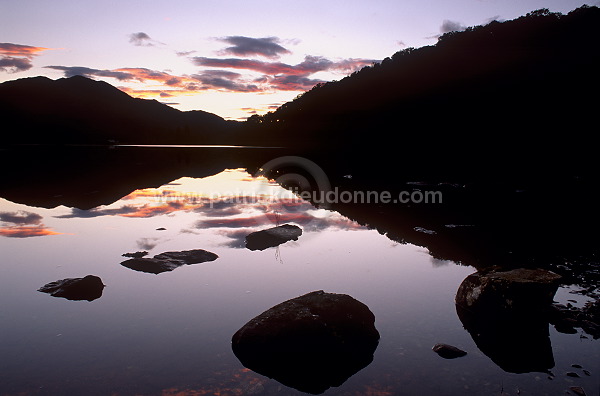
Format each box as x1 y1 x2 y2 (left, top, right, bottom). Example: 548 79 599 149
38 275 105 301
432 343 467 359
245 224 302 251
455 268 562 374
121 249 218 274
456 267 562 314
231 290 379 394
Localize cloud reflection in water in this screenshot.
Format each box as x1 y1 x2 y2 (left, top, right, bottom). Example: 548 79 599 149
0 209 63 238
52 169 365 247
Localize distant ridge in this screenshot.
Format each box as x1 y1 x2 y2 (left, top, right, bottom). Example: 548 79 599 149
0 75 234 145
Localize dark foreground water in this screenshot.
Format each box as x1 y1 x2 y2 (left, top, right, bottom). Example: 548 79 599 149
0 147 597 396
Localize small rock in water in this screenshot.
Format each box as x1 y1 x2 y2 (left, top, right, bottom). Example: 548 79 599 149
38 275 105 301
121 249 218 274
156 227 166 231
582 369 591 376
566 372 580 378
432 343 467 359
571 364 583 369
569 386 587 396
245 224 302 251
122 251 148 258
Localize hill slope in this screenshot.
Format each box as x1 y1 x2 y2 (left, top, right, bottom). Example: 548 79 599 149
245 6 599 179
0 75 233 145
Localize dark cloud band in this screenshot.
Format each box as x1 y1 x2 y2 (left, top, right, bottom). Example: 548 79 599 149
218 36 291 59
0 56 33 72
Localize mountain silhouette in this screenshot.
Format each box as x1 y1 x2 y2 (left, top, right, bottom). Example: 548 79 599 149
244 6 599 180
0 75 238 145
0 6 598 175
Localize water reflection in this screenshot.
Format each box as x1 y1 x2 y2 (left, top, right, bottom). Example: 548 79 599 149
0 209 62 237
0 146 597 395
0 146 279 210
232 291 380 394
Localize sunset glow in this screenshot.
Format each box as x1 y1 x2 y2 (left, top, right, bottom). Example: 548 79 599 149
0 0 590 120
0 0 585 120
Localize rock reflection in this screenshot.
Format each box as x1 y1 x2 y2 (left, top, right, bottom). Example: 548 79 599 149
38 275 105 301
455 267 562 373
120 249 218 274
245 224 302 251
232 290 379 394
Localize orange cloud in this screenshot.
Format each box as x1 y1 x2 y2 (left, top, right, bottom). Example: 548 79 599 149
193 56 375 77
120 202 201 218
0 210 63 237
1 42 53 73
192 55 375 91
115 67 192 86
0 226 63 238
120 189 178 200
0 43 50 57
46 50 375 97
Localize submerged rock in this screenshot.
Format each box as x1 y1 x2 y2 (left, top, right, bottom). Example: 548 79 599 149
432 343 467 359
232 290 379 394
245 224 302 251
455 267 562 373
120 249 218 274
38 275 105 301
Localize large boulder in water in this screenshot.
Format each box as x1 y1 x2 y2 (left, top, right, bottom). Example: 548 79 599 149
120 249 218 274
245 224 302 251
231 290 379 394
455 267 562 373
38 275 105 301
456 267 562 313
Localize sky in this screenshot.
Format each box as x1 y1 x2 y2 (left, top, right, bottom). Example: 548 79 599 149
0 0 595 120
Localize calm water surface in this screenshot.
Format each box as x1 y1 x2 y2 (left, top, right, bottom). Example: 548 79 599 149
0 150 597 396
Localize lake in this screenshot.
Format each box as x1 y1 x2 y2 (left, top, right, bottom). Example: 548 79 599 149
0 146 597 396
